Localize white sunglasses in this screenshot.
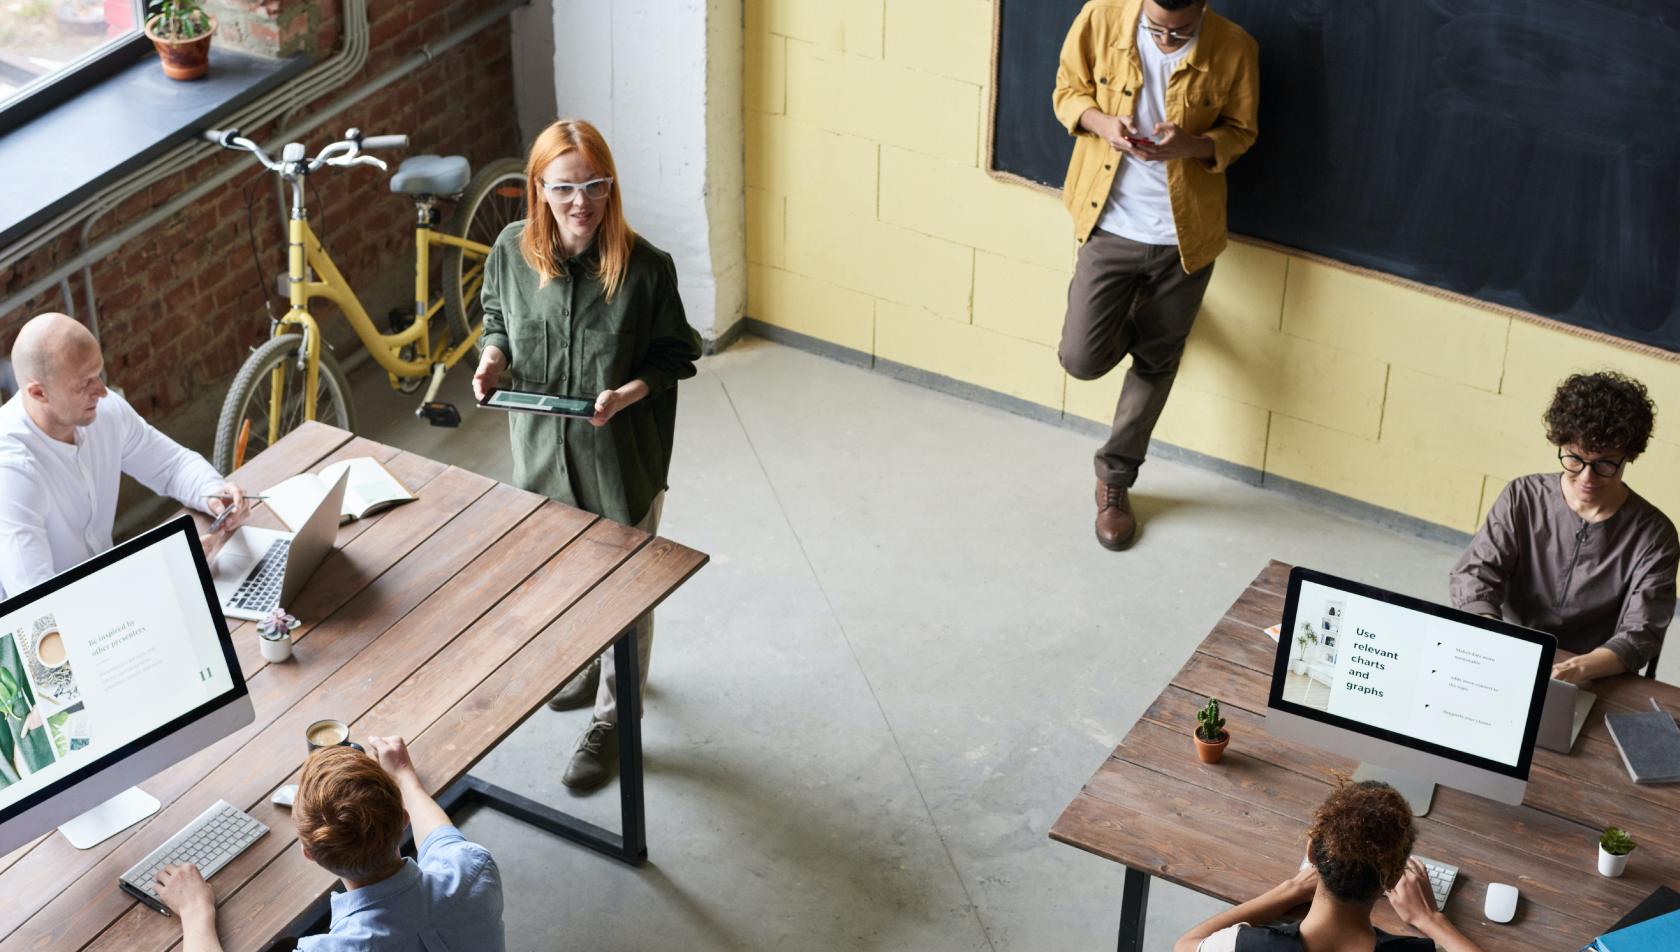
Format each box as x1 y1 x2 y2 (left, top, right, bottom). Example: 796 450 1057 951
538 177 614 202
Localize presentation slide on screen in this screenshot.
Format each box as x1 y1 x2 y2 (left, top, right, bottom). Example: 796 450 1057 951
0 533 234 812
1281 580 1542 766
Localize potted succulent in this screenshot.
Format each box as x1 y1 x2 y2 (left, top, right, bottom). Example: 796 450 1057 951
256 608 300 663
1598 827 1635 877
144 0 217 81
1194 697 1229 764
1293 623 1318 674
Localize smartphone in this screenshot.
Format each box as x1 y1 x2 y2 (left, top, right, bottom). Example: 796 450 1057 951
480 388 598 418
1125 134 1153 147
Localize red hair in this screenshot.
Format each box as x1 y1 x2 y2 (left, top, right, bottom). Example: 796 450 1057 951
520 119 635 301
294 747 405 880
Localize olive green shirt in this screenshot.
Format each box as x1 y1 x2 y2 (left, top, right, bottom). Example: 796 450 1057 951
479 223 701 527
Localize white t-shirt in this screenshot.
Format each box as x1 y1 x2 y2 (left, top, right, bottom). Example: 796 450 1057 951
1095 18 1196 245
1196 923 1246 952
0 391 222 601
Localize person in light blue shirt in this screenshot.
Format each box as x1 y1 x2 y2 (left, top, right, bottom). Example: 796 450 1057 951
154 738 504 952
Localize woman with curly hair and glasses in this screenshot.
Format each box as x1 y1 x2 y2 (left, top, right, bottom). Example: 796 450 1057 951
1175 779 1483 952
1451 372 1677 684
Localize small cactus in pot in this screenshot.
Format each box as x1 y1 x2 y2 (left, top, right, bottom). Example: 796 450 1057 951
1193 697 1229 763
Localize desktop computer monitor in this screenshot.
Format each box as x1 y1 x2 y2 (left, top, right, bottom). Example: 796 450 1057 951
1266 567 1555 813
0 516 254 854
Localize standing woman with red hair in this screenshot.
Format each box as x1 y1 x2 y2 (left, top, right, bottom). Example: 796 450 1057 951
474 120 702 791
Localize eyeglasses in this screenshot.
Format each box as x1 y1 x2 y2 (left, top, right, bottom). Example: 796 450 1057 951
539 177 613 202
1558 448 1626 478
1141 7 1203 43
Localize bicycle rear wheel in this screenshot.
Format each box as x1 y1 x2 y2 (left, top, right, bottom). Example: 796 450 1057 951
214 333 357 474
443 157 526 362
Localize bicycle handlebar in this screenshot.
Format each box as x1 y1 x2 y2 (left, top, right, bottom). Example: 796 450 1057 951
202 127 407 175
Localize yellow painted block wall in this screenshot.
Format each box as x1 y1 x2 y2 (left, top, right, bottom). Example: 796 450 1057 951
742 0 1680 535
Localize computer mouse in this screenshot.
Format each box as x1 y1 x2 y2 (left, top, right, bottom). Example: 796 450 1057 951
271 784 299 808
1484 882 1518 923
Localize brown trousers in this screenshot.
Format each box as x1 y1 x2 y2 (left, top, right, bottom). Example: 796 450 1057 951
1058 230 1215 487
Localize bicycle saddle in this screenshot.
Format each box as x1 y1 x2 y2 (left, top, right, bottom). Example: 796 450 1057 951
390 155 471 195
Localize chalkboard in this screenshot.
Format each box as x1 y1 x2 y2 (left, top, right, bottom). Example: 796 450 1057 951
988 0 1680 354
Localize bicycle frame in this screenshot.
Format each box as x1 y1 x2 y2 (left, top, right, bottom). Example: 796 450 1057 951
269 173 490 437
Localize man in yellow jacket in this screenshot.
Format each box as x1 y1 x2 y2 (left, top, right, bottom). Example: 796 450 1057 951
1054 0 1258 550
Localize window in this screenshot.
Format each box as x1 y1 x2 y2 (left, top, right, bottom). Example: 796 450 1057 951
0 0 151 130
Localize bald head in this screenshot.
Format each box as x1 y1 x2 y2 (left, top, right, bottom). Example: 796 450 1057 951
13 313 107 441
12 313 99 388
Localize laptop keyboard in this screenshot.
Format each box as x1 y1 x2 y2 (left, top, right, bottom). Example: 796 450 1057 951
230 538 291 612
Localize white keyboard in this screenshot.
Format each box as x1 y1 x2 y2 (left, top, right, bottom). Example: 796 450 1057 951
1300 853 1457 909
1418 855 1458 909
120 800 268 901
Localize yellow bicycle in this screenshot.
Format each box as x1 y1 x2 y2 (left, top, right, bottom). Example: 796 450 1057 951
205 127 525 473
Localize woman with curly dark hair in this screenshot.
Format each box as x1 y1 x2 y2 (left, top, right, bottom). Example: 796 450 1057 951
1451 372 1677 684
1174 779 1483 952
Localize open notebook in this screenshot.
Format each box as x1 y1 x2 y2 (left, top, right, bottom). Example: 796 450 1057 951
263 457 415 530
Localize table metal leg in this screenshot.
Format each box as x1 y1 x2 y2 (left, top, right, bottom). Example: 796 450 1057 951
1118 866 1151 952
439 621 649 867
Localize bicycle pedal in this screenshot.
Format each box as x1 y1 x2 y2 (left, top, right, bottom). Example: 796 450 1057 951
417 402 461 427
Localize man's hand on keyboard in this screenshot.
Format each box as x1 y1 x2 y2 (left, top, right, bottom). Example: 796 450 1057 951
155 863 225 952
155 862 213 916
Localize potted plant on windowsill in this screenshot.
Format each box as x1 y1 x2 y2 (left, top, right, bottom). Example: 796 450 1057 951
1598 827 1635 877
257 608 300 663
1194 697 1229 764
144 0 217 81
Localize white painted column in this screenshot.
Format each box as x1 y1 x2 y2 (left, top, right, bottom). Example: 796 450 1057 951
520 0 743 347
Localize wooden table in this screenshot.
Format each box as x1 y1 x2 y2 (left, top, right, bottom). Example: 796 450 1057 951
1052 561 1680 952
0 422 708 952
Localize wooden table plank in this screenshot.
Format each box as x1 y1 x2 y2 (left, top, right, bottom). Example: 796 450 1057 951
225 422 354 491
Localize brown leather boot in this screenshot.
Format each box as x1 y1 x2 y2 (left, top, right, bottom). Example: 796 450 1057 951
1095 480 1136 551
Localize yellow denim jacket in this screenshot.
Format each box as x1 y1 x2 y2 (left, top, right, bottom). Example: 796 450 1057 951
1053 0 1259 272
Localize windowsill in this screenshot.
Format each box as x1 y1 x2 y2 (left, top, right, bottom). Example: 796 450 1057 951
0 46 308 250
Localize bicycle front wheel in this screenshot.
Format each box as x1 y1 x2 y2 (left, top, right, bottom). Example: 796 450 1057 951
214 333 357 474
443 157 526 362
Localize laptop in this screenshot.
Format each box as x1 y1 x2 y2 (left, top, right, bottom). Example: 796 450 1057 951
211 471 349 621
1536 677 1597 754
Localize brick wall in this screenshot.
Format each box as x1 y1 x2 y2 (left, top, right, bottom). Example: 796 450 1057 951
0 0 521 425
742 0 1680 534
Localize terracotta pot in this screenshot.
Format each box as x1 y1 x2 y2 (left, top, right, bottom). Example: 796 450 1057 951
1194 730 1229 764
144 12 217 81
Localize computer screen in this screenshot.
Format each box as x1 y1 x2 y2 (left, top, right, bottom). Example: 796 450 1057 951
1269 568 1554 780
0 516 247 828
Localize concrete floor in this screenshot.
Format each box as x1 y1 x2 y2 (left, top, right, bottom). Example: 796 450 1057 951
346 336 1473 951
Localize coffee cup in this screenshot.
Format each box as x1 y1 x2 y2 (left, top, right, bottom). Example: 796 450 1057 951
305 718 364 754
36 629 67 668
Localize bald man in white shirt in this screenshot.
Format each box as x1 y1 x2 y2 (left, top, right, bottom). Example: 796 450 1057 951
0 313 250 601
